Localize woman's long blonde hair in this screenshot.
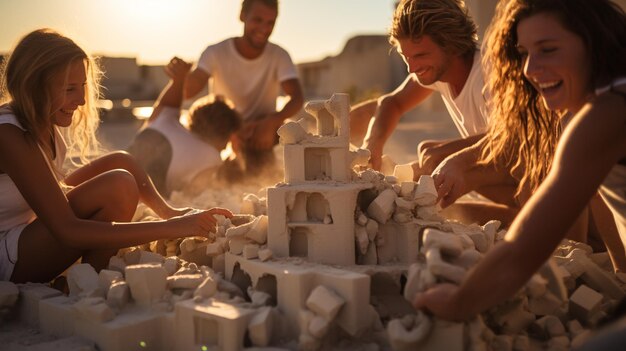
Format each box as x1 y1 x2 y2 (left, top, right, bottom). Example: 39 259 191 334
0 28 102 169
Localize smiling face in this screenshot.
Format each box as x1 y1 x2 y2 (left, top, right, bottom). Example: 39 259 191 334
516 12 592 115
396 35 452 86
240 1 277 51
49 59 86 127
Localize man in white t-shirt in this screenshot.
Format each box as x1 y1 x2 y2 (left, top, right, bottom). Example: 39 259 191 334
184 0 304 174
351 0 489 177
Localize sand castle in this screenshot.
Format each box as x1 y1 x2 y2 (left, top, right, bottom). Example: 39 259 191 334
2 94 626 350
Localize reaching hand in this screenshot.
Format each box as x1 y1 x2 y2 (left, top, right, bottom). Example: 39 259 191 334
173 207 233 237
432 154 469 208
413 283 467 321
364 143 383 171
249 116 281 150
164 57 192 81
418 143 447 176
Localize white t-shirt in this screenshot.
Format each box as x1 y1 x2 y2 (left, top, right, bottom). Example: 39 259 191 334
146 107 221 193
0 110 66 231
196 38 299 120
423 51 489 138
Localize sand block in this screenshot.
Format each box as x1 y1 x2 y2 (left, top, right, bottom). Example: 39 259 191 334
73 308 165 351
138 250 164 264
167 273 204 290
249 306 274 346
17 283 62 327
39 294 77 337
569 284 603 321
125 264 167 305
194 276 218 299
367 189 397 224
306 285 345 321
393 163 414 182
414 175 438 206
67 263 99 297
107 256 126 274
246 215 269 244
163 256 179 276
243 244 260 259
426 248 466 284
422 228 463 256
387 312 432 350
258 248 273 262
174 299 256 351
98 269 123 293
107 281 130 309
277 121 308 144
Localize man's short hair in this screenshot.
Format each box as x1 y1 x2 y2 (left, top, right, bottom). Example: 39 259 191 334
188 95 242 143
390 0 478 56
241 0 278 14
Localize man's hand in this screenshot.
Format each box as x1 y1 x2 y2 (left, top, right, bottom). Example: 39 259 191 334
164 57 192 81
432 154 469 208
419 143 447 176
238 115 282 151
363 140 384 171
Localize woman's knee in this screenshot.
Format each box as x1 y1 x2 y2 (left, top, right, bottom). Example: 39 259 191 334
100 169 139 220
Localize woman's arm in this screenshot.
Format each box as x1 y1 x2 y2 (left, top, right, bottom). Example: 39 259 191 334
64 151 185 219
416 92 626 320
0 125 230 250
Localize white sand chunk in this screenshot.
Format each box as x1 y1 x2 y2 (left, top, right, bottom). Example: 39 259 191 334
248 306 274 346
414 175 438 206
167 274 204 289
67 263 99 297
98 269 123 293
106 281 130 309
569 284 603 321
305 286 345 321
246 215 269 244
258 248 273 262
367 189 397 224
277 121 308 144
393 163 414 182
426 248 467 284
387 312 432 351
125 263 167 305
308 315 330 338
422 228 463 256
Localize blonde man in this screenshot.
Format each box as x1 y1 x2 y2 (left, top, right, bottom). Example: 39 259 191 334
352 0 488 177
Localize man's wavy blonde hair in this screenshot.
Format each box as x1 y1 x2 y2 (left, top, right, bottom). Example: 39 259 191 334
389 0 478 58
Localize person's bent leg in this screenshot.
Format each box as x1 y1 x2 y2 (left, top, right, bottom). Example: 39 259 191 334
68 169 139 271
10 169 139 283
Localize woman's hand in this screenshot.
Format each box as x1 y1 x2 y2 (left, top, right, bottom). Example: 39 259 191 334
171 207 233 237
413 283 470 321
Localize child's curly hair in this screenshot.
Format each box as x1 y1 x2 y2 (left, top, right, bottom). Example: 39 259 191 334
188 95 242 145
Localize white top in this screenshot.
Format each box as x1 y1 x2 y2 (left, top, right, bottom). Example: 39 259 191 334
422 51 489 138
0 109 66 231
196 38 299 120
597 77 626 249
146 107 221 193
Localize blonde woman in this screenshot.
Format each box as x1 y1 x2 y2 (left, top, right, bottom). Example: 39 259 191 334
0 29 232 283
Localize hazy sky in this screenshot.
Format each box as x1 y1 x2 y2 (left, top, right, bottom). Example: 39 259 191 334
0 0 397 65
